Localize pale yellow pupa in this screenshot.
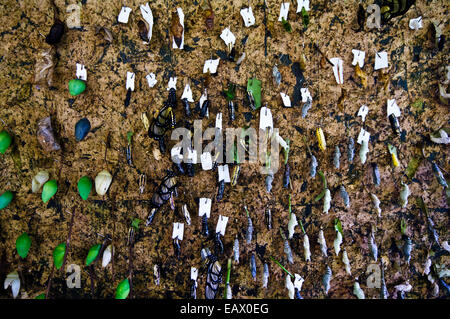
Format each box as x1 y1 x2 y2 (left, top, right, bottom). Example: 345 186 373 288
95 170 112 196
32 170 49 193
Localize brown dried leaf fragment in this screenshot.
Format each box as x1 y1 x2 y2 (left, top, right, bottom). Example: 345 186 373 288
379 69 390 92
34 47 55 87
337 89 347 112
37 117 61 152
171 11 183 48
203 74 212 89
266 16 275 36
95 26 113 43
355 64 368 88
320 56 327 69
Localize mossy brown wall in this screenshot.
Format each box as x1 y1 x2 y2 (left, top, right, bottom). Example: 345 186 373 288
0 0 448 298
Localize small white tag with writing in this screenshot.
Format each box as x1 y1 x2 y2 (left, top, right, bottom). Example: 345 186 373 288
118 7 132 24
218 165 231 183
126 72 135 91
199 198 212 218
215 215 229 236
240 7 255 27
351 49 365 68
357 128 371 145
76 63 87 81
172 223 184 240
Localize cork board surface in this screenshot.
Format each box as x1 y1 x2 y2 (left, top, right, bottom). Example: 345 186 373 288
0 0 448 299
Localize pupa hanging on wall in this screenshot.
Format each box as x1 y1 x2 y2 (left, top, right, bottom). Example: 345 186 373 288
381 0 416 22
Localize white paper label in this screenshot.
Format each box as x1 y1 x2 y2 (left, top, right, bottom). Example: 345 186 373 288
215 215 229 236
199 198 212 218
181 84 194 102
118 7 132 24
126 72 135 91
201 152 213 170
76 63 87 81
280 92 291 107
330 57 344 84
146 73 157 88
297 0 310 12
218 165 231 183
240 7 255 27
387 99 401 117
260 107 273 132
140 3 154 42
168 77 177 90
220 28 236 46
172 222 184 240
374 52 388 70
294 274 304 290
172 8 184 49
66 4 81 29
203 58 220 74
187 148 197 164
278 3 290 21
191 267 198 281
215 113 222 130
357 105 369 122
171 146 183 162
301 88 312 102
351 49 365 68
357 128 371 144
409 17 423 30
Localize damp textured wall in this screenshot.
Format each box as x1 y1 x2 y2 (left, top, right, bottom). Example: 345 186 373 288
0 0 448 299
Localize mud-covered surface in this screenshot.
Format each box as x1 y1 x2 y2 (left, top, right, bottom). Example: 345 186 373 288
0 0 449 299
